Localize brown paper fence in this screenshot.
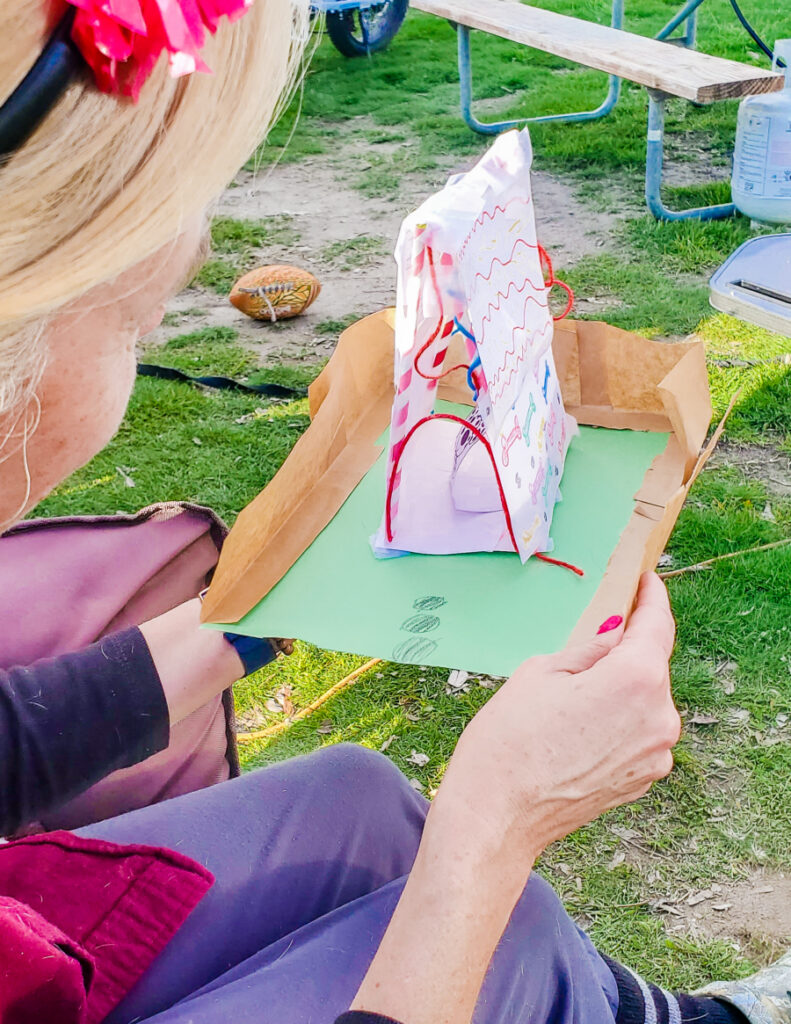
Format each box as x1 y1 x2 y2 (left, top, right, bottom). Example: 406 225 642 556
202 312 718 639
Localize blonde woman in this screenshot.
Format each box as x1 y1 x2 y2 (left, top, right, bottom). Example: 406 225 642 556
1 6 781 1024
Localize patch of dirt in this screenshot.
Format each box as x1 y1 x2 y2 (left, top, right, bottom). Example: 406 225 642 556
149 138 624 363
532 169 622 265
662 136 731 188
664 871 791 960
709 440 791 499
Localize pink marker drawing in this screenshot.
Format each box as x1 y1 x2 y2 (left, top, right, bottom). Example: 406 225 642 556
529 463 546 504
546 404 558 446
501 414 521 467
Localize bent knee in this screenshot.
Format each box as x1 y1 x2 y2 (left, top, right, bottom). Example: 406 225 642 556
313 743 413 796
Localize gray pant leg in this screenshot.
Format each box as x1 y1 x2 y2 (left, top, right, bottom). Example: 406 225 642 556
79 744 427 1024
138 871 618 1024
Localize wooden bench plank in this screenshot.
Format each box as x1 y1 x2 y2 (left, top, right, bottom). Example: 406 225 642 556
411 0 783 103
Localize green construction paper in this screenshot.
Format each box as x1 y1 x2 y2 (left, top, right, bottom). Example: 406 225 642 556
214 405 668 676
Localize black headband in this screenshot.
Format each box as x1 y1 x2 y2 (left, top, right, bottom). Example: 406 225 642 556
0 10 82 159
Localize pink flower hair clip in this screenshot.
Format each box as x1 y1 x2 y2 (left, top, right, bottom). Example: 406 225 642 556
0 0 254 157
70 0 254 98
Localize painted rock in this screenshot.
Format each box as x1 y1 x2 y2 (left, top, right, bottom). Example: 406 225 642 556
230 264 321 322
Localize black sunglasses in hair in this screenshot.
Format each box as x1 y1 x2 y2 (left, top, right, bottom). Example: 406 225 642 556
0 10 82 159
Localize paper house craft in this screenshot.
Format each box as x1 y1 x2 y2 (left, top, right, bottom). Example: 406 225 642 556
372 129 577 563
199 127 721 676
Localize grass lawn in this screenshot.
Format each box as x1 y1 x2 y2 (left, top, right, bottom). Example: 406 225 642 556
36 0 791 990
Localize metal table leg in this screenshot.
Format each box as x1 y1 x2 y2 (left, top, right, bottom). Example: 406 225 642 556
655 0 707 46
644 89 735 221
455 0 624 136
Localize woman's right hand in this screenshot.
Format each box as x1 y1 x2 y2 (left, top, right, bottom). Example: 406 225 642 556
432 571 680 866
351 573 680 1024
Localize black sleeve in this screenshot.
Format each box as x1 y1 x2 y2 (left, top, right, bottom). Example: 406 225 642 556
0 627 169 836
335 1015 404 1024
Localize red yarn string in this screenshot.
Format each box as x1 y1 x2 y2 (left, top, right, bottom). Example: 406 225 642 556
385 414 584 576
385 413 584 576
413 248 471 381
551 280 575 321
385 413 518 551
537 243 574 322
534 552 585 577
538 243 555 283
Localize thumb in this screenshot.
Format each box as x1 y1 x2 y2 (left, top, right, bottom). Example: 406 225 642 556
550 618 624 675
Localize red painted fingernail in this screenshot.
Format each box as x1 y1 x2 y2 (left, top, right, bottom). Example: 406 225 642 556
597 615 623 635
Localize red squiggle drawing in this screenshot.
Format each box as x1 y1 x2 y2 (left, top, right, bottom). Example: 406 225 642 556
459 195 533 259
478 277 548 346
489 319 553 403
490 311 551 384
471 237 539 289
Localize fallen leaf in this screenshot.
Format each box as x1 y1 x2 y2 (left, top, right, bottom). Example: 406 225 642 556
265 697 284 714
447 669 469 690
608 851 626 871
653 901 682 917
408 778 425 793
234 406 268 425
404 711 420 722
192 437 203 446
687 889 716 906
761 502 775 522
407 750 429 767
276 686 295 718
689 713 719 725
557 862 571 876
715 660 738 693
711 903 733 912
380 735 397 752
657 553 673 568
611 826 640 841
755 885 774 894
317 720 333 735
115 466 135 488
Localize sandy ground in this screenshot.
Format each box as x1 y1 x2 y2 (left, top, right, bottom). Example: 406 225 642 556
666 871 791 959
150 146 625 360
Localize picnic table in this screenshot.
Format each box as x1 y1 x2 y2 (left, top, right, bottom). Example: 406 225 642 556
410 0 783 220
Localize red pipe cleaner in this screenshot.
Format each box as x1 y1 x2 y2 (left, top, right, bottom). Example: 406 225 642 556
537 243 574 322
385 413 584 576
534 552 584 577
413 248 471 382
385 412 518 550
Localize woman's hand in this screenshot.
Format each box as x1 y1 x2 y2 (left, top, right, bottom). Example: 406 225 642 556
140 601 295 727
434 570 679 863
139 598 246 726
351 572 679 1024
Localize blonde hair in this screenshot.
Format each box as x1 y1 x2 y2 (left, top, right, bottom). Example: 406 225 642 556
0 0 309 421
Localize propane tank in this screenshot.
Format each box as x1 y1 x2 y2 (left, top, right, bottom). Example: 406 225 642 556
732 40 791 224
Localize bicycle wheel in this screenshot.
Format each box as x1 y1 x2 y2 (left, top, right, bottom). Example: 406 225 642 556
325 0 408 56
